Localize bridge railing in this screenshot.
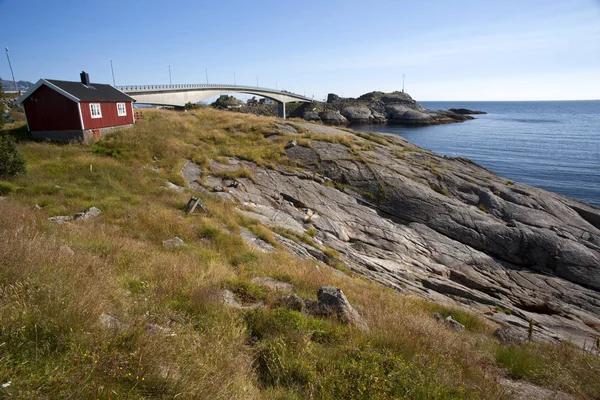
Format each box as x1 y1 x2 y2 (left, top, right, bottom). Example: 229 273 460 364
115 83 312 100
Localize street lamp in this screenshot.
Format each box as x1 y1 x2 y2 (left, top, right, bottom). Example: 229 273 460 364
111 60 116 86
5 48 19 94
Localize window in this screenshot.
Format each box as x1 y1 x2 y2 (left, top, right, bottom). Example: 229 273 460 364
117 103 127 117
90 103 102 119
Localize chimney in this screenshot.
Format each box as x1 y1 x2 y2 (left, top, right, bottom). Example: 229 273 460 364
80 71 90 86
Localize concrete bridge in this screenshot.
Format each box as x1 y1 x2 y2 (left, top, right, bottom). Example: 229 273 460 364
117 84 316 118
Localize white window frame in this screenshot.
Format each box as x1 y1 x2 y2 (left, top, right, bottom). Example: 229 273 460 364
117 102 127 117
90 103 102 119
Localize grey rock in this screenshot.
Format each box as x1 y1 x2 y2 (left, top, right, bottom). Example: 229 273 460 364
494 326 528 344
499 378 575 400
432 312 443 322
48 206 101 224
162 237 184 248
276 123 299 134
251 277 294 293
302 111 321 121
284 140 297 149
240 227 277 252
73 206 101 221
145 323 172 335
100 313 126 331
212 185 225 192
319 111 348 126
275 294 306 312
142 164 161 173
60 245 75 256
48 215 73 224
316 287 368 331
341 106 372 124
444 316 465 332
166 181 185 191
220 289 242 308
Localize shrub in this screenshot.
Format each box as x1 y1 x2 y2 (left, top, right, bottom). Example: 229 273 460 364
0 135 26 178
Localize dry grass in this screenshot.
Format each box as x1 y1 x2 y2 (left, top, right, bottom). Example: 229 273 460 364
1 108 599 399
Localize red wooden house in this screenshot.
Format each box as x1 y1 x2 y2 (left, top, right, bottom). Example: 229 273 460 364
15 71 136 141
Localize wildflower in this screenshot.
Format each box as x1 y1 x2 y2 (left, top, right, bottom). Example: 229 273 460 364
1 381 10 388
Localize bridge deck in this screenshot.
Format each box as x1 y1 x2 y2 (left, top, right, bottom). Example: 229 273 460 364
116 83 315 103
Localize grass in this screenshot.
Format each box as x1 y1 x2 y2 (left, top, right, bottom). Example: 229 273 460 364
1 108 599 399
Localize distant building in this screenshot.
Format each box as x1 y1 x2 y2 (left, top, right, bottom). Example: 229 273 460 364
15 71 136 141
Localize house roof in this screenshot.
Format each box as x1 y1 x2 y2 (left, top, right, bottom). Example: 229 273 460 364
15 78 135 105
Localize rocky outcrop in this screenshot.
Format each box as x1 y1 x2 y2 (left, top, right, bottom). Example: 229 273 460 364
292 91 480 126
183 122 600 348
449 108 487 115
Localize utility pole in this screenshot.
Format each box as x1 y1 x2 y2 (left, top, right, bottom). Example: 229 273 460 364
5 48 18 94
110 60 116 86
169 65 172 85
402 73 405 93
205 68 209 84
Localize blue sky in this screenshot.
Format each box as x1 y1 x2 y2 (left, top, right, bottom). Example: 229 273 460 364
1 0 599 100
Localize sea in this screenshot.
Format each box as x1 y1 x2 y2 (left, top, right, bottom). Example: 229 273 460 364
354 101 600 207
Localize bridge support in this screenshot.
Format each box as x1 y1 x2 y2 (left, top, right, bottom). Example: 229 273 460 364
278 102 286 119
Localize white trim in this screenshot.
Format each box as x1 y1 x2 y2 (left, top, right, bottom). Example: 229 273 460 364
89 103 102 119
15 78 80 105
117 102 127 116
77 103 85 130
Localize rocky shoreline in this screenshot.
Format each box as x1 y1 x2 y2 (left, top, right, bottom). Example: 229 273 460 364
184 121 600 349
237 90 486 126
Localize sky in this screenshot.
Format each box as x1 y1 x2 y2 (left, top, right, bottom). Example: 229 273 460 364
1 0 600 101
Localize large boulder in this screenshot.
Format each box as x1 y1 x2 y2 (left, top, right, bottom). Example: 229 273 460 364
302 111 321 121
385 105 433 124
319 111 348 125
341 106 373 124
316 287 368 331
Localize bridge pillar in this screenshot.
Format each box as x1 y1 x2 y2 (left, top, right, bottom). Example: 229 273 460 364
277 102 286 119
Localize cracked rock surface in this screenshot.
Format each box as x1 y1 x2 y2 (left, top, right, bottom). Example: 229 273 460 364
183 122 600 347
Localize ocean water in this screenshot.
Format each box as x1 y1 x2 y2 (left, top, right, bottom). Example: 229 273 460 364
354 101 600 207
